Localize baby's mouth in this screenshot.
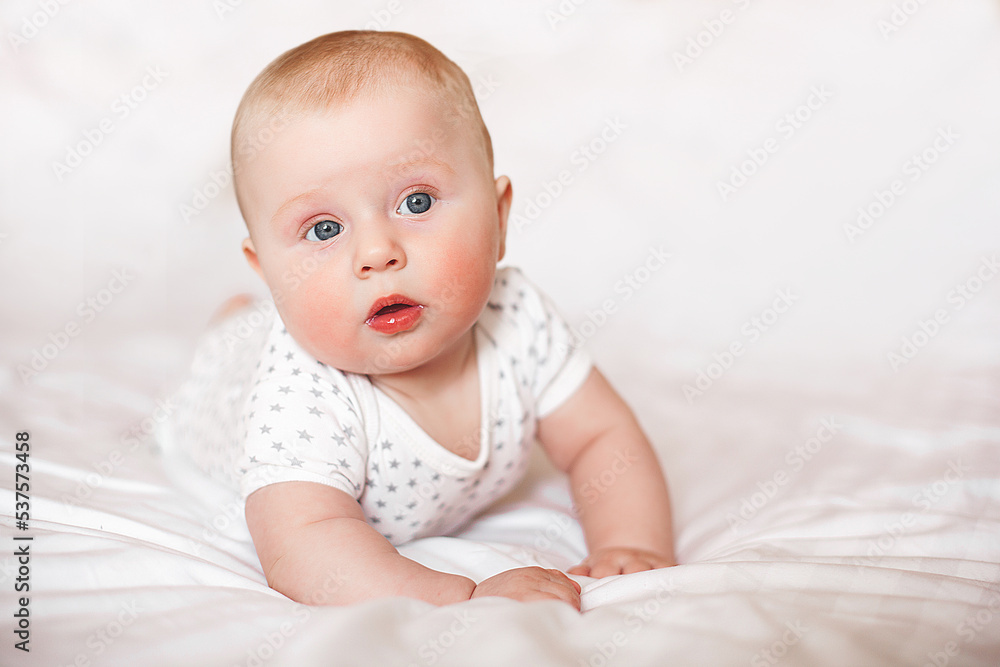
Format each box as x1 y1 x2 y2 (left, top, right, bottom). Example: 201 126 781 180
373 304 410 317
365 294 424 333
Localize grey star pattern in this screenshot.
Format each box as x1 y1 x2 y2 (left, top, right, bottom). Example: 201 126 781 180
223 266 586 547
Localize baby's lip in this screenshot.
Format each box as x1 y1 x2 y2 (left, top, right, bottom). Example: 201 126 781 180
366 294 422 322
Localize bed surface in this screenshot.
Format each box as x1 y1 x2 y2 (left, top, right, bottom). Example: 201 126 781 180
2 1 999 665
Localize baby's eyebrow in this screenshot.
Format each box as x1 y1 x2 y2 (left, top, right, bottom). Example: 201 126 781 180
387 155 456 177
271 189 322 226
269 156 455 227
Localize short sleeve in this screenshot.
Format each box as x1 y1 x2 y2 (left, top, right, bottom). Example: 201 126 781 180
238 325 368 500
495 268 593 418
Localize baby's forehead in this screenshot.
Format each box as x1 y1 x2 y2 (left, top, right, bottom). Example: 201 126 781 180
239 91 487 223
272 81 480 154
232 35 494 221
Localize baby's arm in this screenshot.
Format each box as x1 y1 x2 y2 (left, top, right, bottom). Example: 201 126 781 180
245 481 580 607
537 368 676 577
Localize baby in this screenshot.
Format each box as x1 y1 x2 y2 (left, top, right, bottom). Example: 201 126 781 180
168 30 675 610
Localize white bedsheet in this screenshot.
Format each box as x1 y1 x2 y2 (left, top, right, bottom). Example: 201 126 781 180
2 0 999 665
1 366 998 666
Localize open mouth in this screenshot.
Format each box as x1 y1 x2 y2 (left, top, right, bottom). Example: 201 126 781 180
373 303 411 317
366 294 424 333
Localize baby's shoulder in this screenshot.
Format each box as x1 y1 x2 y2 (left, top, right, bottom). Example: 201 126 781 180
244 315 366 420
485 266 551 322
482 267 573 350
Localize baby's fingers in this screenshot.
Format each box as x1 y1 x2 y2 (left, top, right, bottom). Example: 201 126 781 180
580 550 674 578
621 557 656 575
589 556 628 578
550 569 583 594
472 567 581 610
530 584 581 610
536 569 581 609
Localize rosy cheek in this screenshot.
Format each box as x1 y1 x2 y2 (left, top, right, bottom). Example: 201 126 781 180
432 229 497 316
274 259 352 358
312 282 346 324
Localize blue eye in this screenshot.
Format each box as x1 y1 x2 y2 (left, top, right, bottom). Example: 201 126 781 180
397 192 435 215
305 220 342 242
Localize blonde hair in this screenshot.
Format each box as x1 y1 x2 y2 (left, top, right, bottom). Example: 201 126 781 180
231 30 493 220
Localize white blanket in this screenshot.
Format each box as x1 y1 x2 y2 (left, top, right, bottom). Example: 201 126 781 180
2 0 999 665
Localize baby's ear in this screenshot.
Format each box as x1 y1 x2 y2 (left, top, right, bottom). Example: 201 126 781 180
242 237 265 279
494 175 512 261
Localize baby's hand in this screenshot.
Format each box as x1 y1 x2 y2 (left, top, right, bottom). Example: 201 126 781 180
568 547 675 578
471 567 581 610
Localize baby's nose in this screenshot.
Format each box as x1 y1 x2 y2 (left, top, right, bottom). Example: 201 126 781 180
354 223 406 275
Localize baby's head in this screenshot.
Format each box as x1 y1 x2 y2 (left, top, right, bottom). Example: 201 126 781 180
231 31 512 376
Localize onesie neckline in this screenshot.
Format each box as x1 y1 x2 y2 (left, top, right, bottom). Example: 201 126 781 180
368 325 493 477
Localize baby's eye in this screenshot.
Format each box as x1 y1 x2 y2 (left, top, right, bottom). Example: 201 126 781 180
305 220 343 242
397 192 435 216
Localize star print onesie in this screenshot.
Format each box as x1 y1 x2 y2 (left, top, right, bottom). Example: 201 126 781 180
162 267 592 545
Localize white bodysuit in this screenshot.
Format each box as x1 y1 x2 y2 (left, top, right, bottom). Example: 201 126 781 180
164 267 592 545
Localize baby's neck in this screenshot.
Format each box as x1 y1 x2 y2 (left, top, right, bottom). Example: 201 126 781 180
369 328 477 402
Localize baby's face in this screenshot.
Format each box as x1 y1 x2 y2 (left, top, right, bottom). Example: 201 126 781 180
239 87 509 376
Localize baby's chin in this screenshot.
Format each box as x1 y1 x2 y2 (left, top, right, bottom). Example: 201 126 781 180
296 335 449 377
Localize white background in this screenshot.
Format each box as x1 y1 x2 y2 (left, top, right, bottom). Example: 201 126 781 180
2 0 998 404
1 2 998 665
